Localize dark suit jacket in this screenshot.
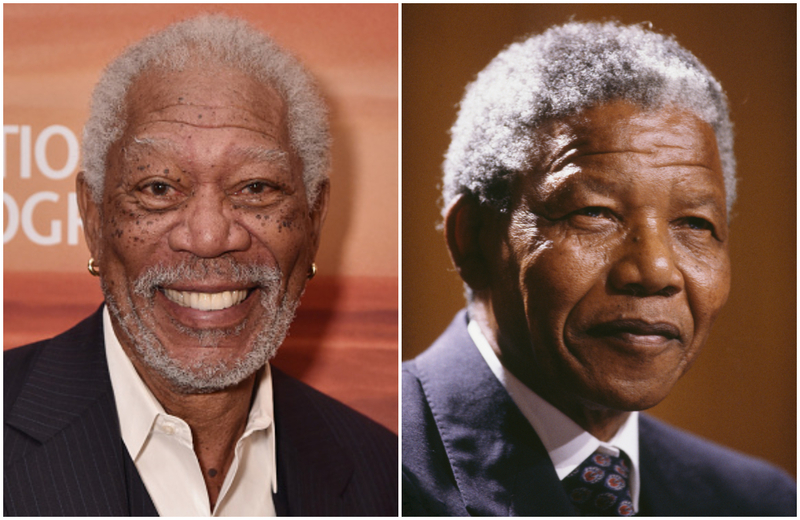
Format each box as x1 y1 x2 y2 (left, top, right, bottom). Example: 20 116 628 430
5 306 398 516
402 310 796 516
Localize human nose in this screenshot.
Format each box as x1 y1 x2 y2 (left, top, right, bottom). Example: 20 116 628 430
607 222 683 297
168 190 251 257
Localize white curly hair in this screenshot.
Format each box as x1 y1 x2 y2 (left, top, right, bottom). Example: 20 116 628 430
443 21 736 217
82 14 330 205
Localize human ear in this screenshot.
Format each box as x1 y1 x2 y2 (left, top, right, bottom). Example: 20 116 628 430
76 172 103 261
443 193 493 292
307 179 330 260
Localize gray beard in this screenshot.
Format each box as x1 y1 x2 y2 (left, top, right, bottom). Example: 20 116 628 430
103 258 299 394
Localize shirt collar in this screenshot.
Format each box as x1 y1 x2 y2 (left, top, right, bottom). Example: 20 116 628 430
468 318 640 510
103 306 278 493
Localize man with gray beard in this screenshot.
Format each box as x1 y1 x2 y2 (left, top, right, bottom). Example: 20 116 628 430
4 15 397 517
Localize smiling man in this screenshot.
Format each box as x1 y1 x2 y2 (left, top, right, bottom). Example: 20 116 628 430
5 15 396 517
402 21 795 516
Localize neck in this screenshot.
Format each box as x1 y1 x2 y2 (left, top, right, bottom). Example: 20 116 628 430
127 351 258 511
469 300 629 442
554 399 630 442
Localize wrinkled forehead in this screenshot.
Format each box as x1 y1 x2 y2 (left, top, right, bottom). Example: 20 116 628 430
123 62 289 138
533 101 723 176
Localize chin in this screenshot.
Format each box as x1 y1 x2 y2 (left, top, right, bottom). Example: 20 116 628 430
152 347 274 395
578 375 678 413
106 284 300 394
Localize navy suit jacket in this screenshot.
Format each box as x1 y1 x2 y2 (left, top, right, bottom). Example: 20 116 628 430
5 307 398 516
402 311 796 516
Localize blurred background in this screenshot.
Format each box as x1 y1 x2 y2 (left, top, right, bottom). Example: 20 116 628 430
403 4 795 476
4 4 398 432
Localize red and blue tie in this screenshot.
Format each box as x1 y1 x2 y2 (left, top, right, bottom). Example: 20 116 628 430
561 450 635 516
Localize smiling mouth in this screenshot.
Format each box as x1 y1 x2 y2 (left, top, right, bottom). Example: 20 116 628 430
587 319 681 341
162 288 249 311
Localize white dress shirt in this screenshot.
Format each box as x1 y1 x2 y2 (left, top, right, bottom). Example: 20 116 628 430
104 308 277 516
468 319 640 511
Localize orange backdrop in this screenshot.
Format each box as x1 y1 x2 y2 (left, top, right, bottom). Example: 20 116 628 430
4 4 398 432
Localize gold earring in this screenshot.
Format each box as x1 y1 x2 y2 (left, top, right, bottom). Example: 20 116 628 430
87 257 100 277
308 262 317 279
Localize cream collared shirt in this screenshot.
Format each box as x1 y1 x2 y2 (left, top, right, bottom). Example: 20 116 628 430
104 308 277 516
468 319 641 512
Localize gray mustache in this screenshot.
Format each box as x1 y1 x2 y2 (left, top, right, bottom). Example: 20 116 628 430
132 258 282 298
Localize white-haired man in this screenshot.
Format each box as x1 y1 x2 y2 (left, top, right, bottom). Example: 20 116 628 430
402 21 795 516
5 15 396 516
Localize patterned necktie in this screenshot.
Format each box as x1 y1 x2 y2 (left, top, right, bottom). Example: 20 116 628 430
561 450 635 516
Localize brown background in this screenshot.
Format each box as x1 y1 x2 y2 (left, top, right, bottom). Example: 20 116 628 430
4 4 398 433
403 4 796 476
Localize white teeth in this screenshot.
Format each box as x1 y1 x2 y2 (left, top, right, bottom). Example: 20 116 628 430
163 288 248 311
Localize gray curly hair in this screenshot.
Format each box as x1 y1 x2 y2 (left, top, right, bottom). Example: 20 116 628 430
82 14 330 205
443 21 736 217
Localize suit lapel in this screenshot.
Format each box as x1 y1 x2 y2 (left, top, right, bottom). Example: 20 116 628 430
414 311 576 516
271 367 355 516
637 415 693 516
5 307 157 516
6 309 113 444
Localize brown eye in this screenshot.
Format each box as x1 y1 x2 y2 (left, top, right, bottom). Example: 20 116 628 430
684 217 714 232
243 182 269 194
575 207 607 218
237 181 282 199
231 179 284 207
148 181 172 196
569 206 615 222
678 216 723 242
136 179 183 210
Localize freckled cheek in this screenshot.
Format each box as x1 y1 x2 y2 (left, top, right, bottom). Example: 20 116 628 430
102 213 173 261
241 210 311 264
97 222 164 296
